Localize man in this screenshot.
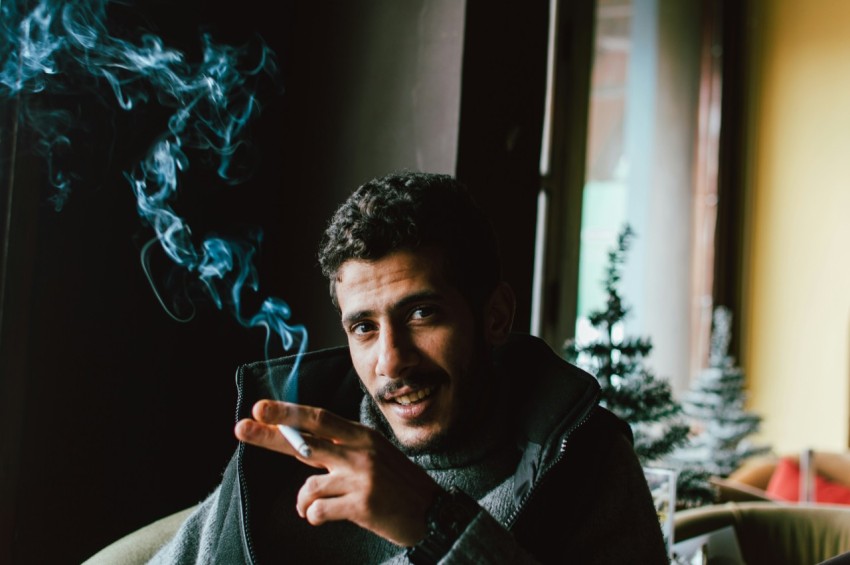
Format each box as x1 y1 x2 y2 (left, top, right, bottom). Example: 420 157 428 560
151 171 668 563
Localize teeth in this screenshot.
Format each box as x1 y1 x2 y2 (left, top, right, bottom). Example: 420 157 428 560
396 387 432 406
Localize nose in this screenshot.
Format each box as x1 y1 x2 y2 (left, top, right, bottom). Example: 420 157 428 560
375 324 418 379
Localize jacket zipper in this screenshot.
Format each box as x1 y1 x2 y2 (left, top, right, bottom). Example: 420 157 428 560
235 370 260 565
505 388 600 529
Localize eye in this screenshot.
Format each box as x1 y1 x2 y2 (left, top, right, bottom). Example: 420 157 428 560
350 321 376 336
409 305 436 321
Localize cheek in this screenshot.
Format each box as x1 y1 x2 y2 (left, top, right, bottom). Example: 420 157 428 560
349 347 377 391
436 330 474 379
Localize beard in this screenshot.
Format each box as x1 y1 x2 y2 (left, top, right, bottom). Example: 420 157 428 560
359 346 497 457
361 393 448 456
359 368 452 456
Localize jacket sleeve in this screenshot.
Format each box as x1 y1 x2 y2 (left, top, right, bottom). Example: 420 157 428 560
440 510 541 565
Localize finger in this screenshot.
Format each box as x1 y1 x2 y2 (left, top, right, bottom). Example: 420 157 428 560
234 418 290 451
234 419 325 468
253 400 371 445
295 472 351 520
300 489 426 547
298 479 369 528
304 494 352 526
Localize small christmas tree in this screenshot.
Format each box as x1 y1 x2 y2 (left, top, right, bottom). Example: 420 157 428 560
669 306 772 477
564 225 714 508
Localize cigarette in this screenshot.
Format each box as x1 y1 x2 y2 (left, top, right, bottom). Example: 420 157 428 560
277 425 312 457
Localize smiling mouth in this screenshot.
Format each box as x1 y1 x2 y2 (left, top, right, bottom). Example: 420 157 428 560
393 387 434 406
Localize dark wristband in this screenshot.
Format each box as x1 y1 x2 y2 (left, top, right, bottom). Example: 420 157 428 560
406 486 479 565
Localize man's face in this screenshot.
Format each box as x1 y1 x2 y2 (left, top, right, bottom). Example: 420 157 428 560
335 248 483 451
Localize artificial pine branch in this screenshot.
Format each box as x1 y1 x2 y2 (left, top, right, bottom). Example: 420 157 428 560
563 224 714 508
668 306 773 478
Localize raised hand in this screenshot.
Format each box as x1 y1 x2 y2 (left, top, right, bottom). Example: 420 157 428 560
234 399 442 546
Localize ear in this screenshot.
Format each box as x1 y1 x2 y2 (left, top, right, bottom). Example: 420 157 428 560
482 282 516 346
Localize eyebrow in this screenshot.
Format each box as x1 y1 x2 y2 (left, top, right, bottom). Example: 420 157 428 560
340 290 444 327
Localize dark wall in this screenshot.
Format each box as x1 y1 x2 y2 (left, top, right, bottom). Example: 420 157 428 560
0 1 546 563
3 3 323 563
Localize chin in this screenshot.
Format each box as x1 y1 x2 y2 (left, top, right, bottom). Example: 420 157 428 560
393 426 449 455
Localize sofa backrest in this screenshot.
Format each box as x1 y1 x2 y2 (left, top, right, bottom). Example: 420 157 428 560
674 501 850 565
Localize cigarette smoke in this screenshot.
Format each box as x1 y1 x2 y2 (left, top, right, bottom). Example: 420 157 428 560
1 0 306 400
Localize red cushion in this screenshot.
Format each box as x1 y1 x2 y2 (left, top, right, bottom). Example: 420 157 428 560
766 457 850 505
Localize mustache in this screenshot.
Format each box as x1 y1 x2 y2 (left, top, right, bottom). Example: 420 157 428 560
375 370 449 399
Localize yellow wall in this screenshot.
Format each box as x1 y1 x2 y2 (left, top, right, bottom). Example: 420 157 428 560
745 0 850 454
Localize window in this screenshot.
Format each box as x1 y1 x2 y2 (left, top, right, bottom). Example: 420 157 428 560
536 0 723 394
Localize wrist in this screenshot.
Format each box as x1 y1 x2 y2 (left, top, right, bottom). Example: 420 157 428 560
405 486 479 565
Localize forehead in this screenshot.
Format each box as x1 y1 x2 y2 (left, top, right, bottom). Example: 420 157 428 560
335 248 451 311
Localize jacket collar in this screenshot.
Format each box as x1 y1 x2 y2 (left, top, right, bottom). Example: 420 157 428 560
494 334 601 505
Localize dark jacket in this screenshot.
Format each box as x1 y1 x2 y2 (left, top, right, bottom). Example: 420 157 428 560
154 334 669 564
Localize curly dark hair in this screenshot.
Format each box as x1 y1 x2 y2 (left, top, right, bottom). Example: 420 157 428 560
318 171 502 310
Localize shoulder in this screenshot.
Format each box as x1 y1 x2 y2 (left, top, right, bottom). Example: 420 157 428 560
581 405 635 444
495 334 606 453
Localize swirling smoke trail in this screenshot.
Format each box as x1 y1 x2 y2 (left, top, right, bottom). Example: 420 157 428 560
0 0 307 401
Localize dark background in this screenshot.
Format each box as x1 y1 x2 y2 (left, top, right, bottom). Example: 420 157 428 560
0 1 549 562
